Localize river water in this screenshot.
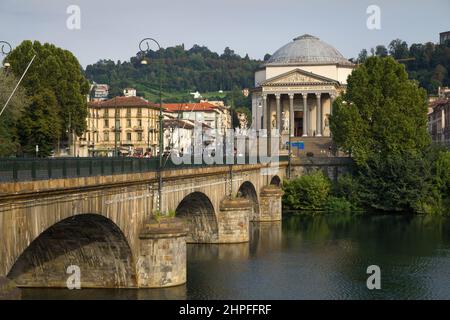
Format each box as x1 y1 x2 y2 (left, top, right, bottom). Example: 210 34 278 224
22 213 450 300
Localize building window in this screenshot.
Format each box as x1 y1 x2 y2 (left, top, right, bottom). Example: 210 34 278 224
104 109 109 117
138 119 142 127
137 132 142 141
126 108 131 117
104 132 109 141
115 132 120 142
127 118 132 128
104 119 109 127
115 109 120 117
127 132 132 141
137 108 142 116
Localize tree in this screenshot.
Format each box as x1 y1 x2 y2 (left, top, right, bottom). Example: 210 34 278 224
0 69 29 156
5 40 89 156
375 45 388 57
388 39 409 60
330 56 429 166
357 49 368 63
17 89 61 156
330 56 434 213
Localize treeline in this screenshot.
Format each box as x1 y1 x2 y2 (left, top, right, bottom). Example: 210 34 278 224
355 39 450 94
85 45 262 99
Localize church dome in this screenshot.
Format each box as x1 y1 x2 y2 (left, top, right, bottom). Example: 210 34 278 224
266 34 353 66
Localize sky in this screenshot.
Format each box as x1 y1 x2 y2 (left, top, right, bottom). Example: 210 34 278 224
0 0 449 68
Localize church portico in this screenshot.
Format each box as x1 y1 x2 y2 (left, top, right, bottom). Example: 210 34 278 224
257 90 336 138
251 34 355 153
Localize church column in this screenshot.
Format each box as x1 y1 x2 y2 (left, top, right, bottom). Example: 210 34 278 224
289 94 294 137
275 94 281 134
316 93 322 137
262 94 267 130
302 93 308 137
330 93 336 116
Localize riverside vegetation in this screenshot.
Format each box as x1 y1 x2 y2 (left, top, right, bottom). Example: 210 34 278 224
283 56 450 215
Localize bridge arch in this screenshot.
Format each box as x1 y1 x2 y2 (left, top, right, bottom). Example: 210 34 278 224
175 192 218 243
270 175 281 186
7 214 136 288
237 181 259 221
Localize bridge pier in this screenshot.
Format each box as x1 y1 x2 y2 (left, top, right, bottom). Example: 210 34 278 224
217 198 252 243
254 186 284 221
0 277 21 300
137 217 187 288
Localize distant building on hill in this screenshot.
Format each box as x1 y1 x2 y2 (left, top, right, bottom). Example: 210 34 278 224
428 97 450 147
91 84 109 102
123 88 137 97
440 31 450 45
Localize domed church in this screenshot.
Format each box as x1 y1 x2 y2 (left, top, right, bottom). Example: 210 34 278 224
251 34 355 150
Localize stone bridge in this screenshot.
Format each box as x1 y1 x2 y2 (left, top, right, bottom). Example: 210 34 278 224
0 156 352 294
0 159 288 291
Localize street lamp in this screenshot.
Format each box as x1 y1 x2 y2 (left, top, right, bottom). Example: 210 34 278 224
0 41 12 57
1 41 12 70
139 37 164 213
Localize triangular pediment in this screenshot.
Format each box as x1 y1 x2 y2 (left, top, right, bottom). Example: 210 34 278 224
261 68 339 86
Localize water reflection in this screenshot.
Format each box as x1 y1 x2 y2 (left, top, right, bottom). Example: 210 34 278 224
21 214 450 299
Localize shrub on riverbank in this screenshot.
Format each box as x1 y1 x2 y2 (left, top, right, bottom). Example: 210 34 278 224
283 170 331 211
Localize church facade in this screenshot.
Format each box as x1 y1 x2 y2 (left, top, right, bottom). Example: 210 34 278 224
251 34 355 150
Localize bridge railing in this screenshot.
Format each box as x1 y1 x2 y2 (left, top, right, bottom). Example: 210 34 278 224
0 155 289 182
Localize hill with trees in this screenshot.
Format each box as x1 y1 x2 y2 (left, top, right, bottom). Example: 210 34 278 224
355 39 450 94
85 45 264 103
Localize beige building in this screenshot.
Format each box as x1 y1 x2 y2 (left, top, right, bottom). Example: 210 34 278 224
76 96 160 157
429 98 450 147
252 34 355 150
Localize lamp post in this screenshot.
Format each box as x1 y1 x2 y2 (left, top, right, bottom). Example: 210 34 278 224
0 41 12 58
139 38 164 212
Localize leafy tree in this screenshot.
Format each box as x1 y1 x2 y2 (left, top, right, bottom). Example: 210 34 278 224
375 45 388 57
357 49 368 64
5 40 89 156
0 69 29 156
330 56 430 166
17 89 61 156
330 56 438 213
389 39 409 60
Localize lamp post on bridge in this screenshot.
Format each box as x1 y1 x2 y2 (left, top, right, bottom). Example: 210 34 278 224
139 38 164 213
1 41 12 69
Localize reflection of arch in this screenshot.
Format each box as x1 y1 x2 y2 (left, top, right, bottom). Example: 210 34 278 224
8 214 136 288
176 192 218 243
270 175 281 186
237 181 259 220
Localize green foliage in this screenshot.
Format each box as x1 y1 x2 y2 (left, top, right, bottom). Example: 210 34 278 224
332 173 362 211
0 69 28 156
359 39 450 94
357 152 436 213
324 196 353 214
17 89 62 156
330 56 430 166
168 210 176 218
329 56 447 214
5 40 89 156
283 170 331 210
85 44 261 106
